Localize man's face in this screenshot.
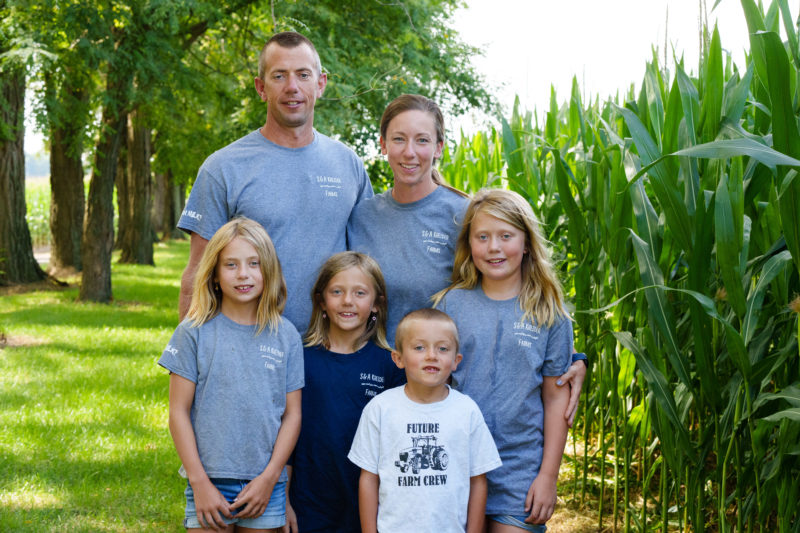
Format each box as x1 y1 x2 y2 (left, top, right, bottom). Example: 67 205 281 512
255 43 327 131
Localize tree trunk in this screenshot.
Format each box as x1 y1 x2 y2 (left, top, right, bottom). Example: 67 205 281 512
153 168 185 240
118 108 154 265
114 117 130 251
46 74 87 276
0 62 47 285
79 67 128 302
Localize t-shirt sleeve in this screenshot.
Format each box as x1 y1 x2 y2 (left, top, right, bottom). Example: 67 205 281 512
285 326 305 393
468 401 502 477
157 321 199 383
542 315 574 377
347 399 381 474
177 165 229 240
355 162 374 205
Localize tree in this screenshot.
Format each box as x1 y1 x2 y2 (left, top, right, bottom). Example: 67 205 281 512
118 108 154 265
154 0 496 186
0 3 46 285
45 69 88 276
77 0 257 301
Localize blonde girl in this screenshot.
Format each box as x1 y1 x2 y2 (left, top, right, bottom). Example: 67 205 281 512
160 217 303 533
433 189 573 532
286 252 405 533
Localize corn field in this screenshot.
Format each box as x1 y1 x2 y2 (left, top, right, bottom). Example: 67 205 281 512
440 1 800 531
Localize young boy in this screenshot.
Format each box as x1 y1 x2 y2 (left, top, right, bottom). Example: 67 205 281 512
348 308 501 533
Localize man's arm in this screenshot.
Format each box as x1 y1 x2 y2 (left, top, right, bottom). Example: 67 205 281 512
179 232 210 320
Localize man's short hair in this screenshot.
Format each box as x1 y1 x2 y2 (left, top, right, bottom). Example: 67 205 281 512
258 31 322 79
394 308 460 353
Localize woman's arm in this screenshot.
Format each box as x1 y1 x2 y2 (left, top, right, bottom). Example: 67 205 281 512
525 375 570 524
232 389 302 518
168 373 232 531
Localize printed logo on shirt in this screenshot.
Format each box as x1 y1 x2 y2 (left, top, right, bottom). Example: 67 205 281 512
421 229 450 255
316 175 343 198
259 344 284 371
395 424 448 487
163 344 178 356
181 208 202 221
360 373 386 398
513 320 541 348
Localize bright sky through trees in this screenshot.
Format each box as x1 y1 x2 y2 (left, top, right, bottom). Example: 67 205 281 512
453 0 753 128
24 1 758 153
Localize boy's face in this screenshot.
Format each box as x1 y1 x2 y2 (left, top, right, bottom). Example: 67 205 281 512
392 318 462 395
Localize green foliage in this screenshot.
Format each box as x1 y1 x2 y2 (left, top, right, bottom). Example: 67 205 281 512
154 0 495 183
0 242 188 532
438 2 800 529
24 179 49 248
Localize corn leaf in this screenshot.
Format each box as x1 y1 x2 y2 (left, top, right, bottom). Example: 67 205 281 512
673 138 800 167
629 231 692 387
612 331 692 451
743 250 793 344
715 174 747 318
616 104 693 254
763 408 800 423
701 26 724 143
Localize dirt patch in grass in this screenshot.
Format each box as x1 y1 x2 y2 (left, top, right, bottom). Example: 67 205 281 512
0 277 71 296
549 502 603 532
0 331 47 349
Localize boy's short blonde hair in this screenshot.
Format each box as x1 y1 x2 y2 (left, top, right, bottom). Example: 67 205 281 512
394 308 459 353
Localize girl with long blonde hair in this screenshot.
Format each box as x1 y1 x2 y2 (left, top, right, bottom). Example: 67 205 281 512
160 217 303 532
434 189 573 532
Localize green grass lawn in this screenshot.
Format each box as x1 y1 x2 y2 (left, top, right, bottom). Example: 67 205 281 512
0 240 189 532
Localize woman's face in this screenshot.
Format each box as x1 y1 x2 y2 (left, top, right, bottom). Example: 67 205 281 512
380 109 443 194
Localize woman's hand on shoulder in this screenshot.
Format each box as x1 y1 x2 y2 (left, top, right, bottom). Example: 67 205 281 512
556 358 587 427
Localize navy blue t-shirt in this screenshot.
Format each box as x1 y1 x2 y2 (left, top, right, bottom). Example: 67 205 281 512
290 342 406 532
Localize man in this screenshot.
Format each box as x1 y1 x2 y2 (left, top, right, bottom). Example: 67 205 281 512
178 32 373 332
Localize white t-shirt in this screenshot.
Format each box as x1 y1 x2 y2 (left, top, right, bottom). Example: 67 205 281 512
348 386 502 533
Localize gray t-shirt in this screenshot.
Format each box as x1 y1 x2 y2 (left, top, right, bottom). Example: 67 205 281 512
436 286 572 515
348 385 501 533
178 130 373 333
347 186 468 346
158 313 304 480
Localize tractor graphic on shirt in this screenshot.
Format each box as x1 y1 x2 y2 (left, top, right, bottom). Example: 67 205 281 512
395 435 448 474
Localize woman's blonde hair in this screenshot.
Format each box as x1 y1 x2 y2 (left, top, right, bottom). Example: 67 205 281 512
187 217 286 334
304 252 390 351
380 94 468 198
432 189 567 327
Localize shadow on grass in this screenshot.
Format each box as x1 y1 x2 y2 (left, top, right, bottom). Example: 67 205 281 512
0 240 191 532
1 446 184 532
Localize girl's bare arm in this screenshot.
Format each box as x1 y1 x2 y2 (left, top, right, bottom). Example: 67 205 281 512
525 375 569 524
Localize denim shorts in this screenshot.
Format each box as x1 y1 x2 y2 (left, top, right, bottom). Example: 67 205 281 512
184 478 286 529
489 514 547 532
